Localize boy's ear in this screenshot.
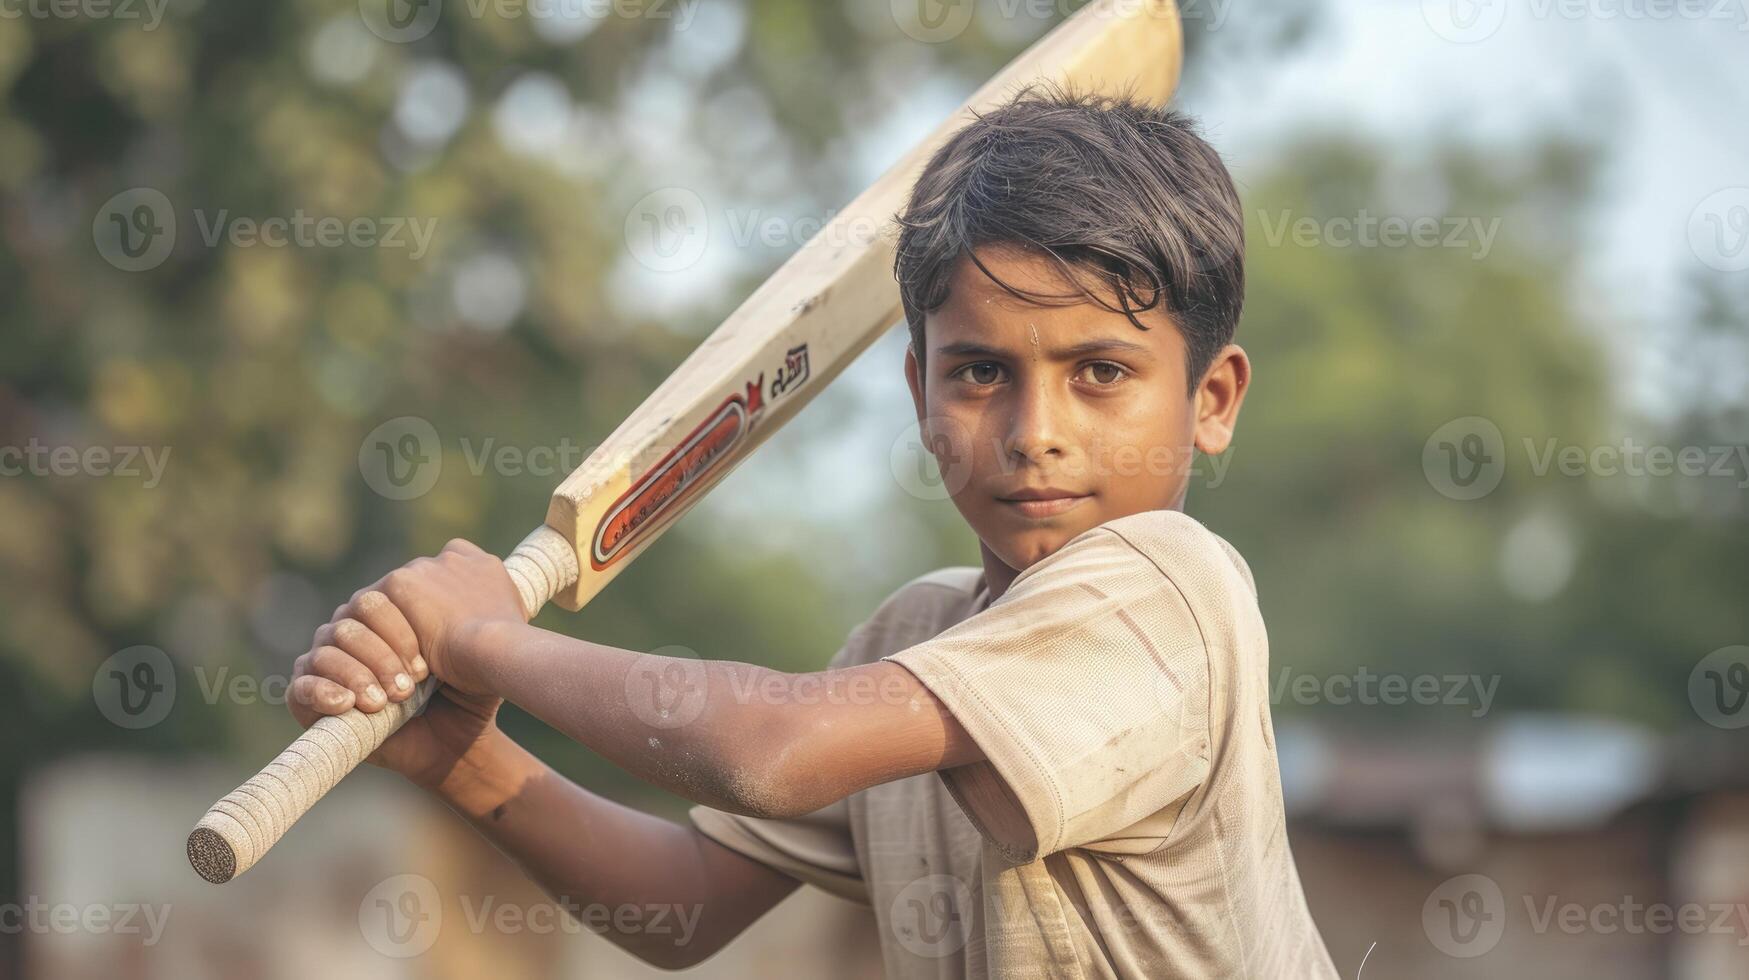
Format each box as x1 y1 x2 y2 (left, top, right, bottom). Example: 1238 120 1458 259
1193 344 1251 456
904 343 926 424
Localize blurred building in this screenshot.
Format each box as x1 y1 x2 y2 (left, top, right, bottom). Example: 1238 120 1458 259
1285 717 1749 979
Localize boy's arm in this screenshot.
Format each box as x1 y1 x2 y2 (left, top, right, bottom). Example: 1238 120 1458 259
462 618 984 820
298 540 977 964
428 725 800 970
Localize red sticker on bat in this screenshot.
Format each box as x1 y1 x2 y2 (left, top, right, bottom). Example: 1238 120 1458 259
590 379 763 570
591 344 812 571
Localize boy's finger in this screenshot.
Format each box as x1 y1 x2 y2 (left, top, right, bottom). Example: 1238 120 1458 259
307 644 389 712
287 674 357 728
348 590 427 681
318 617 417 702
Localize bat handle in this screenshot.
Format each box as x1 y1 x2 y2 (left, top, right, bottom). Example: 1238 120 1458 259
186 525 580 884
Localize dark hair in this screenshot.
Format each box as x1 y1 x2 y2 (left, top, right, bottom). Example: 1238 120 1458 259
894 86 1245 394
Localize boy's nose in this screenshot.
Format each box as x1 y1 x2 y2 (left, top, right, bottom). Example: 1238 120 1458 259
1002 379 1072 466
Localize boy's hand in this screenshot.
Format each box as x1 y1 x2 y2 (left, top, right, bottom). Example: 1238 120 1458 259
286 538 529 789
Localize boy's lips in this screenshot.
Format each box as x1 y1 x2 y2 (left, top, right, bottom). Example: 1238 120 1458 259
996 488 1092 518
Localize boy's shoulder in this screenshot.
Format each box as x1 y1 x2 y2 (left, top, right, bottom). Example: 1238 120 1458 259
843 510 1256 667
981 509 1257 612
836 566 986 669
1093 509 1258 601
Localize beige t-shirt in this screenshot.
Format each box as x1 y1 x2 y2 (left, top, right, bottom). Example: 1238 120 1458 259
690 510 1338 979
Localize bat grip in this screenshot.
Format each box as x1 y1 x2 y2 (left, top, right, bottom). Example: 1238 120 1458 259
186 525 580 884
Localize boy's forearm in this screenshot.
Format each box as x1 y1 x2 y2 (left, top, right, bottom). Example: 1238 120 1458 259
429 726 798 969
457 620 980 819
459 620 803 816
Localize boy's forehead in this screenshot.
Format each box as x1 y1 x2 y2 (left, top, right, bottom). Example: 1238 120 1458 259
928 249 1182 358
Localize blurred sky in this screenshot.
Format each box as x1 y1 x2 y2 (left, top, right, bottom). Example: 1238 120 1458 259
1185 0 1749 419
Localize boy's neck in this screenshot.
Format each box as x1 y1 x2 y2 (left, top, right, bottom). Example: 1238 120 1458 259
978 541 1020 604
974 499 1189 604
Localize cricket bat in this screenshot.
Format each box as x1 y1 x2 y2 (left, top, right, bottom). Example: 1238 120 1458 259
188 0 1184 884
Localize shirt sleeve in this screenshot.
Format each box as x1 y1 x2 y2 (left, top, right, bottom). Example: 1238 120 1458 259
883 525 1216 863
688 797 865 903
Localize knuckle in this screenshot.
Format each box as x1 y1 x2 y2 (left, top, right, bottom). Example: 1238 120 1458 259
289 676 319 708
332 618 365 645
309 645 351 675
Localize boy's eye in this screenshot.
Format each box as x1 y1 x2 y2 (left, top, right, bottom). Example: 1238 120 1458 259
954 362 1005 386
1079 361 1129 386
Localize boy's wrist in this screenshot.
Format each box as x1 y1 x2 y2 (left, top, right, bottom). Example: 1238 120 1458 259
425 725 544 821
446 616 516 695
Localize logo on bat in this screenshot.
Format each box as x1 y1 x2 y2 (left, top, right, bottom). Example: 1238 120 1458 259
591 344 812 571
770 343 810 399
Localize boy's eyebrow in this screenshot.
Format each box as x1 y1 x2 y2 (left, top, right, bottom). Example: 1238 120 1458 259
934 337 1155 360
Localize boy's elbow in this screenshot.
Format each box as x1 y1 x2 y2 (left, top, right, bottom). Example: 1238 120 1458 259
641 942 720 972
709 704 828 821
596 930 725 972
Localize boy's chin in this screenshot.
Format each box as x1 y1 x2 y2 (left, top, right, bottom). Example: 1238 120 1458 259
988 523 1096 572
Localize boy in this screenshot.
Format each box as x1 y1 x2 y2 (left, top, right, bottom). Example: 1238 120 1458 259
289 89 1339 978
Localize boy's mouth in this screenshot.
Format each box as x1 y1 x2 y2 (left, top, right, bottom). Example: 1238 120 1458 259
996 487 1092 519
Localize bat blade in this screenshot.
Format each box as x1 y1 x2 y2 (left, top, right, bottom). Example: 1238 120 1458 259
189 0 1184 884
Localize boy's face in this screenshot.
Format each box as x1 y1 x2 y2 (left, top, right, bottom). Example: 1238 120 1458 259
904 247 1249 579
